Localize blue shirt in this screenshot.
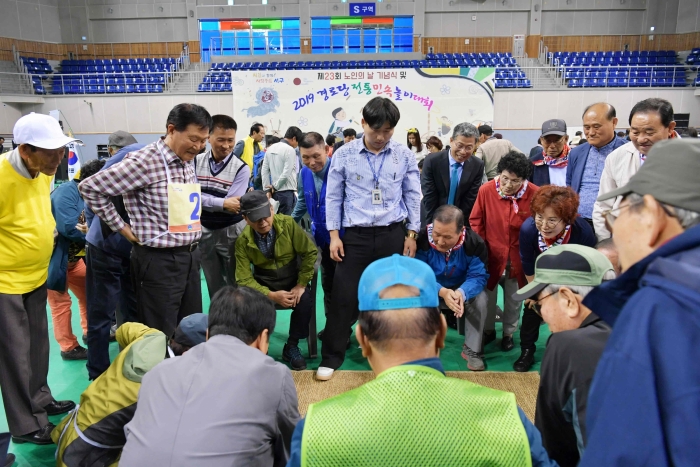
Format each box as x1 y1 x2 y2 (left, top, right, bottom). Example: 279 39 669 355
286 358 557 467
448 149 463 181
291 160 329 222
578 138 618 218
325 137 421 231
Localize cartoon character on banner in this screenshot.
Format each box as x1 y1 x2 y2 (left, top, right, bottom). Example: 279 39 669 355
245 87 280 118
269 118 282 137
328 107 355 138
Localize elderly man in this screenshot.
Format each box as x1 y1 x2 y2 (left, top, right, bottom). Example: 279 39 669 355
288 255 556 467
415 205 488 370
262 126 303 215
475 124 519 180
421 122 485 227
292 132 336 316
0 113 78 445
566 103 627 234
81 104 211 338
121 286 300 467
580 139 700 466
530 119 570 187
513 245 615 467
319 96 421 381
595 238 621 277
106 130 137 158
235 191 318 370
233 122 265 170
592 98 678 240
195 115 250 298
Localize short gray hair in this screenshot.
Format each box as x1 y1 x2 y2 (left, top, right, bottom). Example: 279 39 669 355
627 193 700 230
452 122 479 140
543 270 617 299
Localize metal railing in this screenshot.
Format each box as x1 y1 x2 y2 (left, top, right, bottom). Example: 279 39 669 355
0 71 37 95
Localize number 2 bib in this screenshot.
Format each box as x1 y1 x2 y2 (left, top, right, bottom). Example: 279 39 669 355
167 182 201 233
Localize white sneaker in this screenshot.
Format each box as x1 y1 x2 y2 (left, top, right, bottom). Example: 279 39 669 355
316 367 335 381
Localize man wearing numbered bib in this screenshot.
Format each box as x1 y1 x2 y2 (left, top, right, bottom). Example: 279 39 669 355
80 104 212 338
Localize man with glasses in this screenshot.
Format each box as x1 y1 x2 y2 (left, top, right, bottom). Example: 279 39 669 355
421 122 485 227
579 138 700 466
513 245 614 466
530 119 570 187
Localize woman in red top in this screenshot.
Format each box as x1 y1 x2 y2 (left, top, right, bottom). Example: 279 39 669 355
470 151 539 359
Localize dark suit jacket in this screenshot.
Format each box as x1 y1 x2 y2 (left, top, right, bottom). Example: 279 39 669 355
421 149 484 228
529 154 551 187
566 137 627 194
529 145 542 161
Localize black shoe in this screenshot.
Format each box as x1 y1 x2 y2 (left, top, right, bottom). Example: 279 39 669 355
283 344 307 371
318 329 352 349
501 335 514 352
482 331 496 348
4 453 15 467
61 345 87 361
43 400 76 416
513 348 536 372
11 423 55 445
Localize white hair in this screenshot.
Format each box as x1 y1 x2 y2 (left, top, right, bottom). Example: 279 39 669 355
543 270 618 299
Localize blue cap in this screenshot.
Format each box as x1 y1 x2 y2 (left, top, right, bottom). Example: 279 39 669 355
172 313 208 347
358 254 439 312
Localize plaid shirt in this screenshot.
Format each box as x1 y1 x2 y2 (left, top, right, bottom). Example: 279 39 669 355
253 227 277 259
80 138 201 248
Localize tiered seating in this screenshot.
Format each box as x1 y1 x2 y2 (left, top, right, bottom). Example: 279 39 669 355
551 50 689 88
685 48 700 86
21 57 53 95
50 57 182 94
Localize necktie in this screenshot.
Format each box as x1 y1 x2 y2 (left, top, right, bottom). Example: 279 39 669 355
448 162 460 205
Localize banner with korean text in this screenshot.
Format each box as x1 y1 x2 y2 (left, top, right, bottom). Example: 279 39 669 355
231 68 495 147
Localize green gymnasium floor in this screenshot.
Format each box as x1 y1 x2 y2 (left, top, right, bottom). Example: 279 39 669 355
0 274 551 466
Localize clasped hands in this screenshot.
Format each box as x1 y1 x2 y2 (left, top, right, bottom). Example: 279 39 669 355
268 285 306 308
439 287 465 318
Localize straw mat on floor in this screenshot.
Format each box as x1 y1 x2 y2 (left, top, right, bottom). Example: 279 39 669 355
292 370 539 421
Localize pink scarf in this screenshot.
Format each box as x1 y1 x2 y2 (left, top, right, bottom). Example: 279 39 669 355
537 223 572 252
427 223 466 263
495 178 528 214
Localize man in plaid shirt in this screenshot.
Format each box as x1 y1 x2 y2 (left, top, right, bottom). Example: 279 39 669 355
80 104 212 338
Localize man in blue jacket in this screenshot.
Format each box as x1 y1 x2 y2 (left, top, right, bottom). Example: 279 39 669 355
84 137 145 380
415 205 489 371
580 138 700 466
566 103 626 234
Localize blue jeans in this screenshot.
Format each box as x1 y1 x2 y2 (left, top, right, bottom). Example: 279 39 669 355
85 243 137 380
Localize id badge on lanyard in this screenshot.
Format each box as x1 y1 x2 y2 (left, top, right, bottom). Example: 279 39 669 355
162 153 202 234
368 152 386 205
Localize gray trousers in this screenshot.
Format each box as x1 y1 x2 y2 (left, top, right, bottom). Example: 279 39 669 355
439 290 488 353
485 263 522 336
200 220 246 299
0 285 53 435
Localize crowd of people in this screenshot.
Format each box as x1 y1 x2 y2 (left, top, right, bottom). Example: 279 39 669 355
0 93 699 467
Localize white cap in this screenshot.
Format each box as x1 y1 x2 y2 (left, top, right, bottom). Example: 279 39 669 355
13 113 82 149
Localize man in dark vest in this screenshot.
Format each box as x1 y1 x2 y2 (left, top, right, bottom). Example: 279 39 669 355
195 115 250 298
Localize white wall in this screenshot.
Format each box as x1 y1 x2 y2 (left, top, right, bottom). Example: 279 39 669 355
677 0 700 34
0 0 61 43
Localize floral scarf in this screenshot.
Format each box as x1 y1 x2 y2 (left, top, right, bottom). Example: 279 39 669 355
534 144 571 168
537 223 572 252
427 223 466 263
495 178 529 214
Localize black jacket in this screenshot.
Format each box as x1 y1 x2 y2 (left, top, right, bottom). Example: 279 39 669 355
420 149 484 228
535 313 611 467
528 152 552 187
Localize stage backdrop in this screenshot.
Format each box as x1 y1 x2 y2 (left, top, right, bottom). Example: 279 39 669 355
231 68 495 146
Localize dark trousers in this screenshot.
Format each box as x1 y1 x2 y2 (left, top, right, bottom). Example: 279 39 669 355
320 223 405 369
320 244 336 315
520 306 542 351
287 286 314 342
85 243 138 380
131 244 202 339
273 190 296 216
0 285 53 435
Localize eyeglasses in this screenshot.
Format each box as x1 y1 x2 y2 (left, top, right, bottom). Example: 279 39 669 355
534 215 563 229
531 291 558 316
452 142 474 152
541 136 566 146
603 198 677 232
499 175 523 186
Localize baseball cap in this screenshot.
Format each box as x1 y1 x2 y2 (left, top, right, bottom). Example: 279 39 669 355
597 138 700 213
13 113 82 149
541 119 567 137
512 245 614 301
172 313 208 348
358 254 439 312
240 190 272 222
108 130 137 148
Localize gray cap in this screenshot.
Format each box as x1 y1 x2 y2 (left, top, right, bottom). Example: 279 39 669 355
108 130 137 148
541 119 567 137
597 138 700 213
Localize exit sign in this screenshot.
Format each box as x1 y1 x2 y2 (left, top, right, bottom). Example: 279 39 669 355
350 3 376 16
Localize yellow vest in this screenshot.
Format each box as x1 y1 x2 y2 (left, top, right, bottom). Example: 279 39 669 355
0 156 55 294
240 136 257 170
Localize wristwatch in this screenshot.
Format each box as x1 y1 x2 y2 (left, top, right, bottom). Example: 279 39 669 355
406 231 418 240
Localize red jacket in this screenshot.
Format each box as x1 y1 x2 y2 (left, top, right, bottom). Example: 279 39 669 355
469 179 539 291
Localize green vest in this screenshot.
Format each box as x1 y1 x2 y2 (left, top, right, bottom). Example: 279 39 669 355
301 365 532 467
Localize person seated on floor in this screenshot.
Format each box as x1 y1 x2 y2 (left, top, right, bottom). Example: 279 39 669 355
120 286 299 467
52 322 168 467
415 205 489 371
168 313 208 357
287 255 557 467
512 245 615 467
235 190 318 371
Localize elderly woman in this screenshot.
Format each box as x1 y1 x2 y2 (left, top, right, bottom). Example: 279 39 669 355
516 185 596 372
425 136 443 154
470 151 539 360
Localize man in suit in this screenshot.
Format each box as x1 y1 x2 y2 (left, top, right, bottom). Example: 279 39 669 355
530 119 570 187
421 122 484 228
566 103 627 234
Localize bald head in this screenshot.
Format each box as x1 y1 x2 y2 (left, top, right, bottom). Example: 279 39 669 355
582 103 618 148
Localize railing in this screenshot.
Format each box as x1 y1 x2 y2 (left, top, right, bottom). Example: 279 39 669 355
0 71 37 95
